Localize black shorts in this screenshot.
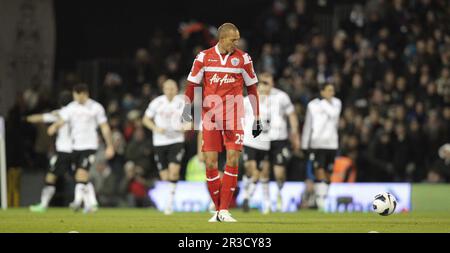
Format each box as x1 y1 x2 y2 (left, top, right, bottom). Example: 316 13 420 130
154 143 185 171
72 150 97 171
308 149 337 172
243 146 269 171
48 152 73 176
269 140 291 166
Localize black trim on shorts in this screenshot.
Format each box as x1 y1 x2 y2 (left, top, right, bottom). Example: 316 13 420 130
269 140 291 166
48 152 73 176
308 149 337 172
72 150 97 171
243 145 269 171
153 143 185 171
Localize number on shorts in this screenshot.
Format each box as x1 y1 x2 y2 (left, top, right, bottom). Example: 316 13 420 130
235 134 244 145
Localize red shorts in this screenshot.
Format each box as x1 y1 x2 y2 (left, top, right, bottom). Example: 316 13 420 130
202 129 244 152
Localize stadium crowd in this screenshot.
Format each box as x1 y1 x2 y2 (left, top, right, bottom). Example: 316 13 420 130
5 0 450 207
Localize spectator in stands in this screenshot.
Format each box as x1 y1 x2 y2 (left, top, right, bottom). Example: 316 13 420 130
100 72 124 106
15 0 450 200
108 113 126 183
128 48 154 94
91 159 118 207
407 118 428 181
427 144 450 183
119 161 155 207
124 125 152 174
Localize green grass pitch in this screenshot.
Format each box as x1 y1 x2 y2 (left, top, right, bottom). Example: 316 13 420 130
0 208 449 233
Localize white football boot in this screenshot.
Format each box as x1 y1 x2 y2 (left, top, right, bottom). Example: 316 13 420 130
164 205 173 215
262 200 271 215
69 201 82 212
83 204 99 214
218 210 237 222
208 211 219 222
164 210 173 215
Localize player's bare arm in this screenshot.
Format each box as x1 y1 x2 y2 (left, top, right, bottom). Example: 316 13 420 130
142 116 165 134
100 122 115 159
26 114 45 124
47 119 65 136
27 110 61 124
246 84 262 137
181 121 194 132
288 111 301 152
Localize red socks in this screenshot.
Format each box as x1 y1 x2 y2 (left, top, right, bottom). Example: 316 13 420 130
206 169 221 211
206 166 239 211
219 166 239 211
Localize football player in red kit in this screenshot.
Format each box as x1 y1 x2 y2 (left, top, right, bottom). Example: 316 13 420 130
182 23 261 222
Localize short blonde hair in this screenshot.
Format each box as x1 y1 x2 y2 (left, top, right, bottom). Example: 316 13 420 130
162 79 178 88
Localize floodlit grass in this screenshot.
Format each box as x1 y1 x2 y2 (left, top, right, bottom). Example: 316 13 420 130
0 208 449 233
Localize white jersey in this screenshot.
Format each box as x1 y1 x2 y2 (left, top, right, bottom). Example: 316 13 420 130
59 99 107 151
267 88 295 141
243 96 270 151
145 95 185 146
301 97 342 150
42 110 72 153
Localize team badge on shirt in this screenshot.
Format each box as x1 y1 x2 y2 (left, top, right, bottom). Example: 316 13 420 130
231 58 240 66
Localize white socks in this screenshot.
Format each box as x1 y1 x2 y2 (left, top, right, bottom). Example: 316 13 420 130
166 182 177 213
85 182 98 207
248 181 257 199
261 178 270 206
242 175 251 200
242 175 249 187
314 182 329 210
74 183 86 207
40 185 56 208
74 182 98 208
276 181 284 197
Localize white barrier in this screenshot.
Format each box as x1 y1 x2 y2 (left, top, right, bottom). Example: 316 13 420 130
0 117 7 210
149 181 411 213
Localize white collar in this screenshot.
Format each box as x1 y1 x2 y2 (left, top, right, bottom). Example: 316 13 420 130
215 44 231 65
76 98 91 106
164 95 176 103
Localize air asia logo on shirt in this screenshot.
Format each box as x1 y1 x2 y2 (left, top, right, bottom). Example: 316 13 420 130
231 58 240 66
209 73 236 86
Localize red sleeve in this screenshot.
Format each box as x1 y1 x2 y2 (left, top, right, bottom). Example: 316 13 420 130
242 54 258 86
187 52 205 84
184 81 200 103
246 84 260 118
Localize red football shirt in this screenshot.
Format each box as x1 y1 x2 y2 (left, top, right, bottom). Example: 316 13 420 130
187 44 258 130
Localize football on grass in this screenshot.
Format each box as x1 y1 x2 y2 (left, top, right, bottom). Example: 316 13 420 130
372 192 397 216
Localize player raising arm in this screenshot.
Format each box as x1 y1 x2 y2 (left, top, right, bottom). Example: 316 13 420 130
48 83 114 213
27 91 73 212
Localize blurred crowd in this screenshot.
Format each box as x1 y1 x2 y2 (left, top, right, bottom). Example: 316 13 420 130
5 0 450 207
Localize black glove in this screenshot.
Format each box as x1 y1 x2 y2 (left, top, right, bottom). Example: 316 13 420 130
181 103 193 122
252 119 262 138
